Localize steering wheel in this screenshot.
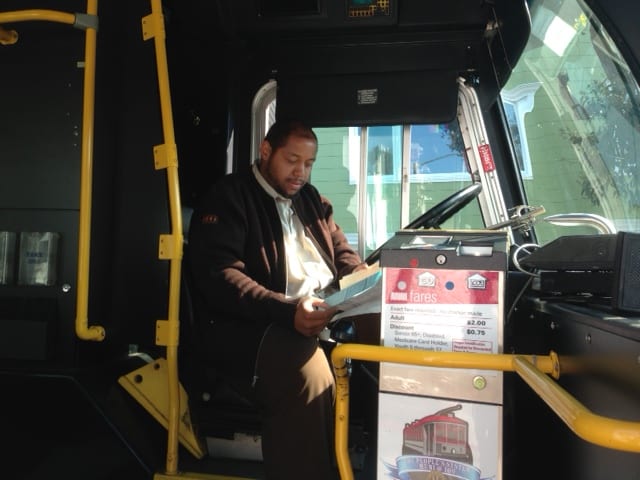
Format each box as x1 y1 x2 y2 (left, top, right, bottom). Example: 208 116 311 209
365 183 483 264
404 182 483 230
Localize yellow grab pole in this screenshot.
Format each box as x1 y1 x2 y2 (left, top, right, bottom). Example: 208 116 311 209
75 0 106 341
144 0 183 474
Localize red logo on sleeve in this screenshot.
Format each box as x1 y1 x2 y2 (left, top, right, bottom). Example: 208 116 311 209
201 214 219 224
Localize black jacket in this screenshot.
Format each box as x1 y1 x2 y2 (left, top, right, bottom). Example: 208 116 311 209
188 169 363 335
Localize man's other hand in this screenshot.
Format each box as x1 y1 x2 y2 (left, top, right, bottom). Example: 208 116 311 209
294 296 338 337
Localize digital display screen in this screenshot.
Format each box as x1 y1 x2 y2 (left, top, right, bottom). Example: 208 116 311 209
346 0 391 18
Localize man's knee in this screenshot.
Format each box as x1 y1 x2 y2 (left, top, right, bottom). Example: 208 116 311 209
256 325 334 401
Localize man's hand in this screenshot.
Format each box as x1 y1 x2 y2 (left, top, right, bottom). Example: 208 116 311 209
294 296 338 337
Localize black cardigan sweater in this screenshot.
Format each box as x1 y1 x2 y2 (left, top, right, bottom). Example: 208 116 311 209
188 169 363 335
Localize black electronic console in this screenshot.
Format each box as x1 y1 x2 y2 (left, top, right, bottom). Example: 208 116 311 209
520 231 640 313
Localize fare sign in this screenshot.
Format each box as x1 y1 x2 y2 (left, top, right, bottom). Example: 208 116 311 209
381 267 501 353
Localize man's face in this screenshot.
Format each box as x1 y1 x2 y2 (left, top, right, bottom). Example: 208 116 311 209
259 134 317 197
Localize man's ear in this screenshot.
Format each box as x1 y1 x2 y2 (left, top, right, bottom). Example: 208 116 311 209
260 140 272 161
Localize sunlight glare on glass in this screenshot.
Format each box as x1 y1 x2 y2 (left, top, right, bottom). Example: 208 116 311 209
544 15 576 56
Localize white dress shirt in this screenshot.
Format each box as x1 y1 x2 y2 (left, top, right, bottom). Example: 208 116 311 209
253 163 334 299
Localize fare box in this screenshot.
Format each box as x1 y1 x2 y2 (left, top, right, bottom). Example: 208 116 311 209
378 230 508 404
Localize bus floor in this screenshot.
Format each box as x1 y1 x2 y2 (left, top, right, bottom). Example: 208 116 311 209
1 358 378 480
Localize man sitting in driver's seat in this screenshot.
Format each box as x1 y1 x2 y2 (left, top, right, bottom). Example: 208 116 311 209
188 119 379 480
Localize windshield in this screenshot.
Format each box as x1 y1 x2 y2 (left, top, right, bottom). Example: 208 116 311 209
501 0 640 244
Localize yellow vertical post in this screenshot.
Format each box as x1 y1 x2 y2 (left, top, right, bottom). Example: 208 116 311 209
75 0 106 341
142 0 183 474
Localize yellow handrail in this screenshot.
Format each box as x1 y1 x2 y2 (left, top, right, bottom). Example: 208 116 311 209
76 0 105 342
0 9 75 25
143 0 184 475
513 355 640 452
331 344 640 480
0 4 105 342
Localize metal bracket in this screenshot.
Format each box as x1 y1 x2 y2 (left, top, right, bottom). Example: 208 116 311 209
141 11 164 42
153 143 178 170
158 233 182 260
118 358 206 459
155 319 179 347
73 13 99 31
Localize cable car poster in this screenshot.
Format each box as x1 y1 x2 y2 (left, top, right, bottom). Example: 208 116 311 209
377 394 501 480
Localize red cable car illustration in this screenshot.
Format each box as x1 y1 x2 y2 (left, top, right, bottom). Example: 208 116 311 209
402 404 473 465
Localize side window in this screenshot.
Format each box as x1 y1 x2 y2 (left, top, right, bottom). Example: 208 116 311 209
408 123 468 181
346 123 471 185
367 126 400 179
347 126 402 185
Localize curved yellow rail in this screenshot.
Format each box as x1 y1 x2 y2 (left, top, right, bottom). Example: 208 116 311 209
331 344 640 480
0 9 75 25
513 355 640 452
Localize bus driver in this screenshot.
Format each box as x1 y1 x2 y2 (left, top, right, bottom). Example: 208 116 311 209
188 119 376 479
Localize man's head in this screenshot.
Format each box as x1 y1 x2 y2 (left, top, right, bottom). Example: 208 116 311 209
258 119 318 198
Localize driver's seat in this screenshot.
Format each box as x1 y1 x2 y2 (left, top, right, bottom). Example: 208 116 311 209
178 208 262 445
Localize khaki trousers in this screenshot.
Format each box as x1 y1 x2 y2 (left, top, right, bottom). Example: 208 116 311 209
254 324 339 480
